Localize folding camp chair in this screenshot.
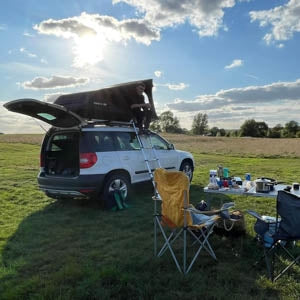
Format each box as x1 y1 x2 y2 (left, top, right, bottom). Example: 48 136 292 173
248 190 300 281
153 168 235 274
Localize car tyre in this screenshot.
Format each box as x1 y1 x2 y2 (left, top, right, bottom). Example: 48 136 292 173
180 161 193 182
102 173 131 207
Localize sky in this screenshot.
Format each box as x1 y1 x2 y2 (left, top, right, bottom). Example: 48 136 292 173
1 0 300 133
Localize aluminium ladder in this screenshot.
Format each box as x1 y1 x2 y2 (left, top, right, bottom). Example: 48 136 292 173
131 121 162 257
131 121 162 191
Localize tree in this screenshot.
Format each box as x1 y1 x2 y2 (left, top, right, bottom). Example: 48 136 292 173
268 124 282 138
240 119 268 137
283 120 298 137
209 126 219 136
192 113 208 135
149 119 161 132
218 128 226 136
159 111 182 133
256 121 269 137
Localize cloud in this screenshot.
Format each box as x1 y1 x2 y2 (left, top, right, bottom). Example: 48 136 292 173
113 0 236 37
21 75 89 90
20 47 37 58
166 79 300 128
23 32 35 37
168 79 300 111
0 24 6 30
225 59 243 69
43 93 64 102
159 82 189 90
250 0 300 45
34 12 160 67
0 104 47 134
154 70 162 78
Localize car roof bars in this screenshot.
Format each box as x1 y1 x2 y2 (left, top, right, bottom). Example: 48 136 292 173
84 119 135 128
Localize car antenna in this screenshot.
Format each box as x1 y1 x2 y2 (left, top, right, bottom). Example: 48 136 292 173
31 117 47 133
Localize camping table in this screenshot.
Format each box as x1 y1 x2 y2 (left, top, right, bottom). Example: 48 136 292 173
203 184 300 208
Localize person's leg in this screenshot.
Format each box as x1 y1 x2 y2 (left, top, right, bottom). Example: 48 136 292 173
143 108 152 129
132 107 143 130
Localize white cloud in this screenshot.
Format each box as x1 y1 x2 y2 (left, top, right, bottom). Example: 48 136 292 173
154 70 162 78
0 104 46 134
34 12 160 67
166 79 300 128
225 59 243 69
23 32 35 37
250 0 300 45
156 82 189 91
43 93 64 102
20 47 37 58
0 24 6 30
22 75 89 90
40 58 48 64
113 0 236 37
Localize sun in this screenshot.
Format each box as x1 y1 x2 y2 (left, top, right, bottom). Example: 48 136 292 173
73 35 106 67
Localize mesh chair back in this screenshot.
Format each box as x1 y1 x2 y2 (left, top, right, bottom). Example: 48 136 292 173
154 168 192 227
277 190 300 239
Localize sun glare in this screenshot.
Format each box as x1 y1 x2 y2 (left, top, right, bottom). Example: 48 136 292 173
73 35 106 67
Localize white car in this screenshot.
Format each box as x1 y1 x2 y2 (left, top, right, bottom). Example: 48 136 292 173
4 99 194 203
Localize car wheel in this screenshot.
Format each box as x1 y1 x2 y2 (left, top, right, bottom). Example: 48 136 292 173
102 173 131 206
180 161 193 182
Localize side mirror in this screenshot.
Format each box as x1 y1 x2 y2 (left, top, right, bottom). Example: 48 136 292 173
168 143 175 150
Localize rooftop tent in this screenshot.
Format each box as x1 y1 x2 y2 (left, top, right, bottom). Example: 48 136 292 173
54 79 158 123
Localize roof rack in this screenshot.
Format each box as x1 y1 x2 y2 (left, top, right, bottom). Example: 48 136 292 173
84 119 135 128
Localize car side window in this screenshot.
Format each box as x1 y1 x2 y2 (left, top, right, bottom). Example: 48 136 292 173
150 134 169 150
80 132 116 152
114 132 140 151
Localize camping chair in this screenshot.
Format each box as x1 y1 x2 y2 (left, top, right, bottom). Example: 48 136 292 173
153 168 235 274
248 190 300 281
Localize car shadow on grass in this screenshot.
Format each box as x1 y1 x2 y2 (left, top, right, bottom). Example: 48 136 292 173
0 184 282 299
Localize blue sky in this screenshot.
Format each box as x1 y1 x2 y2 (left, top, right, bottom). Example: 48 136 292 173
1 0 300 133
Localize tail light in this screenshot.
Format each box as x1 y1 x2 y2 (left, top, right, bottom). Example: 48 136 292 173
80 152 97 169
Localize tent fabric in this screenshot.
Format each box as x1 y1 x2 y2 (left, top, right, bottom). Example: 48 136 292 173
54 79 158 123
154 168 192 227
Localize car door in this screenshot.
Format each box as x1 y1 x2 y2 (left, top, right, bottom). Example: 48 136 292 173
4 99 86 128
113 131 148 183
148 133 178 171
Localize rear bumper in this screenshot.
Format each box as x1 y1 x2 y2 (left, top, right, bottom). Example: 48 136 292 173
38 172 105 199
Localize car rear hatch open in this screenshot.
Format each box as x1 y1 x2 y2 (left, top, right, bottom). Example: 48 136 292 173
4 99 86 128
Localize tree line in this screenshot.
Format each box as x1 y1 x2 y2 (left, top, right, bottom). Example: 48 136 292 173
150 111 300 138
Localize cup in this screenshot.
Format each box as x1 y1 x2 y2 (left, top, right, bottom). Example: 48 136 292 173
223 168 229 179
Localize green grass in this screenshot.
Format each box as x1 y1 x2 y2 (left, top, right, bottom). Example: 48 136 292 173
1 142 300 299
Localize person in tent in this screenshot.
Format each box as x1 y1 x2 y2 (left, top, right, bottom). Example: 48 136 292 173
130 82 152 133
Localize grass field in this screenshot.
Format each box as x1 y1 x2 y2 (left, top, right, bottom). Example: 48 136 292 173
1 135 300 299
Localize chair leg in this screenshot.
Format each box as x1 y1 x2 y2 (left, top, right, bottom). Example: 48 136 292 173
155 218 183 273
273 254 300 282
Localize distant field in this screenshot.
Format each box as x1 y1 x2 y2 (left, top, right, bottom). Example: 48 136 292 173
1 133 300 158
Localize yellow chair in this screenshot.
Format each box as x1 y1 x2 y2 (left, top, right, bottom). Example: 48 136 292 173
153 168 233 274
